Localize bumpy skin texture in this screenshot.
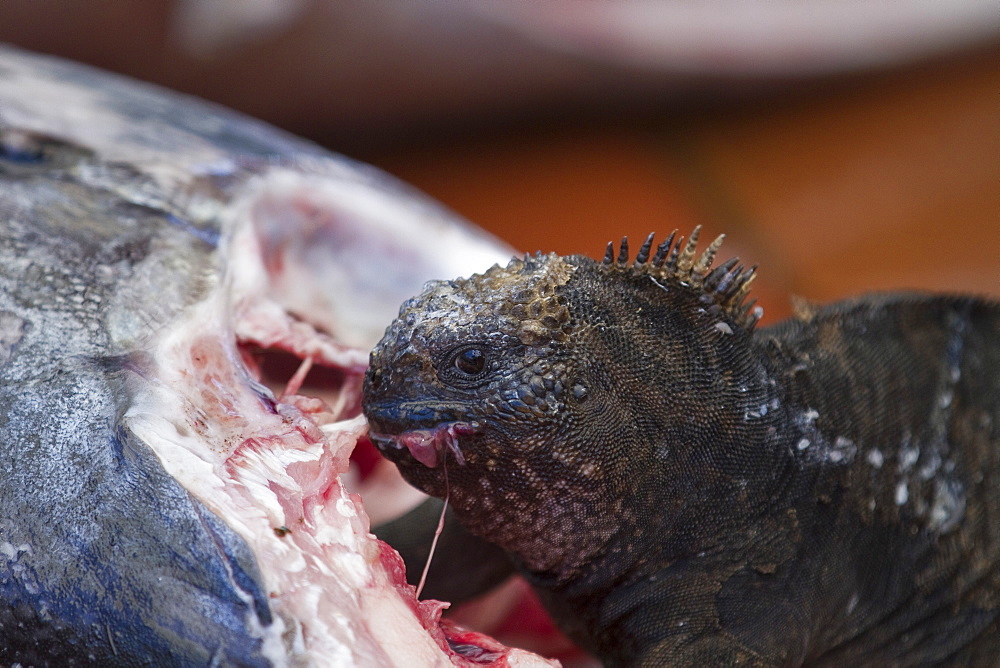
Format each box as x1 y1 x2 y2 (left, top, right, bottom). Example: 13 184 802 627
363 231 1000 666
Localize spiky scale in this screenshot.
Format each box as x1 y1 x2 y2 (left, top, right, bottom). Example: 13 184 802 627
653 230 677 266
616 236 629 266
666 235 682 270
704 257 740 292
676 225 702 273
692 234 725 278
603 241 615 265
635 232 655 266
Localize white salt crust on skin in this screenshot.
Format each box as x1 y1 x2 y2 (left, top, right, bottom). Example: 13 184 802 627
125 171 555 666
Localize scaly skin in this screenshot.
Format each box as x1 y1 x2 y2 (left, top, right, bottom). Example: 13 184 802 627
363 230 999 665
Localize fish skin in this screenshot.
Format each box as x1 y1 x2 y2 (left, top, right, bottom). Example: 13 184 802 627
0 137 271 663
0 45 541 665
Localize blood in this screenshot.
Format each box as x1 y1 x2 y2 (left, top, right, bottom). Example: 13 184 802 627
350 434 381 479
491 585 581 660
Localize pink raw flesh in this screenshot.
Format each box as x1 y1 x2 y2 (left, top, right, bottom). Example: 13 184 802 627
393 422 475 468
399 430 443 468
164 178 569 665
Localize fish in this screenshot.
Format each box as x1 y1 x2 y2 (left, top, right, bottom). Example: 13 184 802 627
0 44 554 666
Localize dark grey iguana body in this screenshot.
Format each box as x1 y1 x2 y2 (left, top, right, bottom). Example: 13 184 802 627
363 231 1000 665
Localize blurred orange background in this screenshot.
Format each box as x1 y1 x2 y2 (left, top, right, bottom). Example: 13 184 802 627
370 46 999 325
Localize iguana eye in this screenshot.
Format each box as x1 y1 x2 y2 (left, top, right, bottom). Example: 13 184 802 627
453 347 486 376
439 344 493 387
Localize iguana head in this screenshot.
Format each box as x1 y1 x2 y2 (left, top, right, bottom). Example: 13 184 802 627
362 228 770 576
362 251 584 502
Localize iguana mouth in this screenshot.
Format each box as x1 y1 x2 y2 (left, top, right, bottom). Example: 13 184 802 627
369 422 479 468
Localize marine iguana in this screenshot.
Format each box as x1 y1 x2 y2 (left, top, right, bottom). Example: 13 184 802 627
363 229 1000 665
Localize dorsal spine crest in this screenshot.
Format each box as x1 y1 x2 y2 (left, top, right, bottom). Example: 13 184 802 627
602 226 762 329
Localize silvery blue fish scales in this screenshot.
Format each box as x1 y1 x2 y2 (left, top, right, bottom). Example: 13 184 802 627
0 45 550 666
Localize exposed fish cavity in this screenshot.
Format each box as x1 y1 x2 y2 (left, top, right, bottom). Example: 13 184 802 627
122 172 549 666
